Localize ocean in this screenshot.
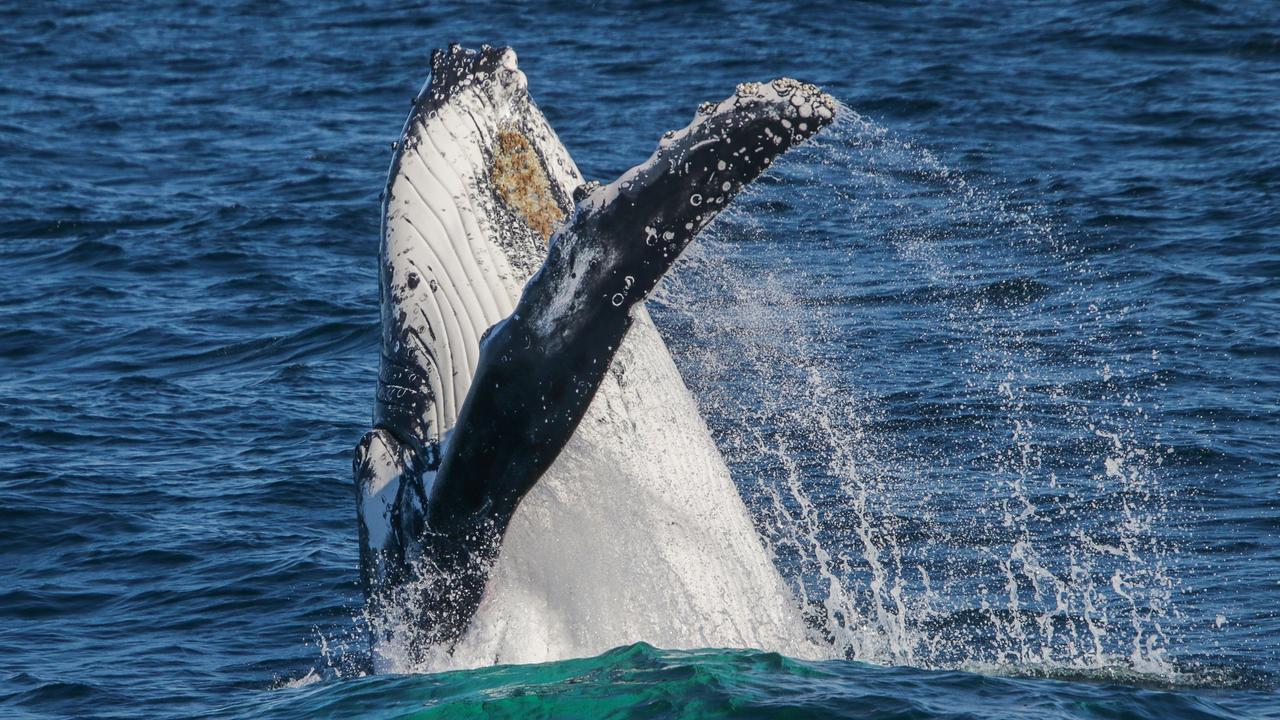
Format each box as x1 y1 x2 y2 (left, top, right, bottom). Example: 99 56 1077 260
1 1 1277 718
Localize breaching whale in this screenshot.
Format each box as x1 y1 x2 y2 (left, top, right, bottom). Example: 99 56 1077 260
353 44 837 670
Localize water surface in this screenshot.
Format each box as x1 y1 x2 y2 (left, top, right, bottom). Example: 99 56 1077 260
1 1 1277 718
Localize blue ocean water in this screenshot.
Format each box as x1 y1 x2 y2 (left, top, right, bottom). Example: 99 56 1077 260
2 0 1278 718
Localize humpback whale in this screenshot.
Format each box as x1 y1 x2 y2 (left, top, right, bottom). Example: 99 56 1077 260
354 44 837 670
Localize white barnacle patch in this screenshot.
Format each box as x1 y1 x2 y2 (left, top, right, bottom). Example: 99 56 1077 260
690 194 703 206
771 77 801 96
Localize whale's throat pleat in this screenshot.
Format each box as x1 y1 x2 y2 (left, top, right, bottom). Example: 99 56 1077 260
490 128 564 242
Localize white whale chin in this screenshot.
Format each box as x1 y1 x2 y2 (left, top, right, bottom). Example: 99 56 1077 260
371 59 817 673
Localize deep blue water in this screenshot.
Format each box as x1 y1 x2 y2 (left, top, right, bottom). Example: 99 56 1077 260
2 1 1278 718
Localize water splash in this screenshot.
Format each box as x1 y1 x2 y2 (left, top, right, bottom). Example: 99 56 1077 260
654 109 1179 678
318 110 1185 687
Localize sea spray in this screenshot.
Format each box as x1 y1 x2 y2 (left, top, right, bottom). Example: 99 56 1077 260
315 111 1182 685
653 110 1178 678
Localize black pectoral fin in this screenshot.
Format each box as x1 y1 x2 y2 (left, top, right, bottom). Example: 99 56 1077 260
570 79 839 303
426 79 839 541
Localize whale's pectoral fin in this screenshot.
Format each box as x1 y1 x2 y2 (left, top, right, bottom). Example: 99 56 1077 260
355 427 491 649
427 80 838 538
353 428 426 601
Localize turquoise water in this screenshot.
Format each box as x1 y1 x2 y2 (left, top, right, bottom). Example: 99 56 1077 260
231 644 1273 719
2 0 1278 718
